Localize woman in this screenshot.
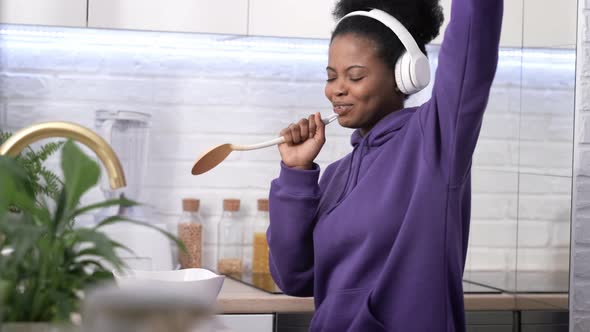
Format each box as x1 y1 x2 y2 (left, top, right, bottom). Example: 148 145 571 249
267 0 503 330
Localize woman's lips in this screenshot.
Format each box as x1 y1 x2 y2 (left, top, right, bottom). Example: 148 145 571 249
333 104 353 115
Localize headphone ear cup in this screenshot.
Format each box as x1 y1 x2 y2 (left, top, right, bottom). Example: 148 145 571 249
395 52 416 95
394 55 406 95
411 54 431 91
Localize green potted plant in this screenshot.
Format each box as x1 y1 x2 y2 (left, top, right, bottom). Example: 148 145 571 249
0 139 181 331
0 132 64 203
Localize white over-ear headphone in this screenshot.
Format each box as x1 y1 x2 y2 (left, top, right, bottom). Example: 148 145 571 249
336 8 431 95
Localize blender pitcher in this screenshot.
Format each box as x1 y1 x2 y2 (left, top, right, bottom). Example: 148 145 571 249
95 110 150 207
95 110 173 270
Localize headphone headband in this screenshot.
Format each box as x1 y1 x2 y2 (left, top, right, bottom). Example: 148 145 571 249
336 9 424 59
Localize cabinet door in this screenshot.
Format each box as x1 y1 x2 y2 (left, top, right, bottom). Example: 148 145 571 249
520 311 569 332
522 0 577 48
275 313 313 332
0 0 86 27
432 0 524 48
465 311 515 332
433 0 576 49
248 0 338 39
88 0 248 35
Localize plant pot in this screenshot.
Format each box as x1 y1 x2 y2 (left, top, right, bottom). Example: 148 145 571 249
0 323 78 332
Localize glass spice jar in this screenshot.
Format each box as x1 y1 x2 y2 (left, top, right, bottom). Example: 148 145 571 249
252 199 270 274
177 198 203 269
217 199 243 275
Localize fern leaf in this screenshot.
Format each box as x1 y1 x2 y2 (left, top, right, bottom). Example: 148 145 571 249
40 168 63 199
0 131 11 145
37 141 65 162
4 135 65 200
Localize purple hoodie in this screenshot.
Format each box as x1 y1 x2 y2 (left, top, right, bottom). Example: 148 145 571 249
267 0 503 331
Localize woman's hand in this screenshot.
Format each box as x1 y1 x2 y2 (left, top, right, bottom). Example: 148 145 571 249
278 112 326 170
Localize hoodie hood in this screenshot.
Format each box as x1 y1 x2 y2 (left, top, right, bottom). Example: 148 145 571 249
318 107 418 217
350 107 418 148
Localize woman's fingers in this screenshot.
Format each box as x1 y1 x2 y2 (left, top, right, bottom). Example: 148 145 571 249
289 123 302 144
280 126 293 144
309 114 317 138
298 118 309 140
280 114 324 145
314 112 326 142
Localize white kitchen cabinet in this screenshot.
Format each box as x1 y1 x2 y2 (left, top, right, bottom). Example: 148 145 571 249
0 0 574 49
215 314 274 332
432 0 576 49
432 0 524 48
248 0 338 39
0 0 86 27
86 0 575 47
522 0 577 48
88 0 248 35
246 0 526 45
247 0 526 47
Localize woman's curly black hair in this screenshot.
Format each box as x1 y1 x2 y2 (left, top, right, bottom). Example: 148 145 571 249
332 0 444 74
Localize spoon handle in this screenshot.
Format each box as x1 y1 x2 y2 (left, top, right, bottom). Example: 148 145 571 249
231 114 339 151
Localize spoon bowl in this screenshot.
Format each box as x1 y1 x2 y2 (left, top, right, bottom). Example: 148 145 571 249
191 143 233 175
191 114 338 175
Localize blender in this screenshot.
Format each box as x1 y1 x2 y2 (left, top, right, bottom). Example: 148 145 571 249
95 110 173 270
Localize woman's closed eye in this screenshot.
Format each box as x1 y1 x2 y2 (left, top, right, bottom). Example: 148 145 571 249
349 76 365 82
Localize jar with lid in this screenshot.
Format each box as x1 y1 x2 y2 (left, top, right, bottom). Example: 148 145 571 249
252 199 270 274
177 198 203 269
202 208 219 272
242 211 254 275
217 199 243 275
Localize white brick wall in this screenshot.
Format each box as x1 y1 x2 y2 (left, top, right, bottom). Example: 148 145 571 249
573 0 590 329
0 25 574 276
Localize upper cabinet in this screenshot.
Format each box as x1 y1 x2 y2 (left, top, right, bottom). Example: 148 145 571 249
0 0 577 48
522 0 577 48
87 0 248 35
432 0 576 48
248 0 338 39
247 0 576 48
0 0 87 27
433 0 523 47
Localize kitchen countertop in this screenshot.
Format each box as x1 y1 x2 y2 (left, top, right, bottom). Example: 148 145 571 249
216 279 568 314
464 271 569 293
217 278 313 314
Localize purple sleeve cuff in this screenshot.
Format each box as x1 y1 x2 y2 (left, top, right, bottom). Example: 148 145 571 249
276 161 321 195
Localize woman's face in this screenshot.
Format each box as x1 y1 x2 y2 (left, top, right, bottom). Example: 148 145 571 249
325 33 403 135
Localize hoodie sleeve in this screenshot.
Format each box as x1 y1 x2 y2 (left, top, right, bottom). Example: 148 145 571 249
347 1 504 330
267 162 321 297
419 0 503 186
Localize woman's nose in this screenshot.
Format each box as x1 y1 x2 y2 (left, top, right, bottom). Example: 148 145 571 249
335 83 347 96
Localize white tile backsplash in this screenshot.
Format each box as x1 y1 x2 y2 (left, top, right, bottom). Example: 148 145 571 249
0 25 574 274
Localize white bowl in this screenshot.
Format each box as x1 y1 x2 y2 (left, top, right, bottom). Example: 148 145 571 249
112 268 225 306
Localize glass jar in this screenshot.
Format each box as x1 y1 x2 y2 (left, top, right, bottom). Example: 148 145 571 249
242 211 254 275
202 208 219 272
252 199 270 274
177 198 203 269
217 199 243 275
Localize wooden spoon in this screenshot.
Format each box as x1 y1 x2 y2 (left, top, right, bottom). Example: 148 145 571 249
191 114 339 175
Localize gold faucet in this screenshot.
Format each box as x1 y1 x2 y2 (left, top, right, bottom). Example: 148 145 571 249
0 121 126 189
